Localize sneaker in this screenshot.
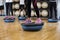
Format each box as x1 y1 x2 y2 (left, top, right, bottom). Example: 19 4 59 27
10 16 15 19
35 18 42 24
5 16 8 18
24 18 32 24
4 16 9 19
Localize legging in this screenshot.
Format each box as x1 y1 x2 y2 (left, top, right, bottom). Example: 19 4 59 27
26 0 39 18
6 3 13 16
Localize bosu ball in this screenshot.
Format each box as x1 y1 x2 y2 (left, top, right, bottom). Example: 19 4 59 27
48 19 58 22
4 16 15 22
18 16 26 20
21 22 44 31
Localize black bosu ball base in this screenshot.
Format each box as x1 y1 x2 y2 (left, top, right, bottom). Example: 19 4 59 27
48 19 58 22
21 22 44 31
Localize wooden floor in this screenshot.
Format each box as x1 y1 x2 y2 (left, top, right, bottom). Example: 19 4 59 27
0 16 60 40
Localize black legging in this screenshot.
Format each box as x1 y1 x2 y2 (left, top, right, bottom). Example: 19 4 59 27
6 3 13 16
26 0 39 18
49 2 57 19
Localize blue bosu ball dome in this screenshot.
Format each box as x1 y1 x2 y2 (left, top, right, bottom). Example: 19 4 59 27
48 19 58 22
21 22 44 31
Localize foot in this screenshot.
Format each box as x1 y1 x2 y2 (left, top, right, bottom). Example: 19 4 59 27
24 18 32 24
5 16 8 18
10 16 15 19
4 16 9 19
35 18 42 24
53 18 57 20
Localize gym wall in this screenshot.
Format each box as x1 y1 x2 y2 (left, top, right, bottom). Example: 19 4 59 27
0 0 49 19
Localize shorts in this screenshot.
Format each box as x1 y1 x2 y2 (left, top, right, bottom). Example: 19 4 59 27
20 5 24 9
0 5 4 10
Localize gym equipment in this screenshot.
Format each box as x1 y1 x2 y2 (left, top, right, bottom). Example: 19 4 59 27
31 10 35 16
18 16 26 20
37 2 41 8
15 10 19 16
41 10 48 16
48 19 58 22
15 4 19 9
4 16 15 22
21 22 44 31
42 2 48 8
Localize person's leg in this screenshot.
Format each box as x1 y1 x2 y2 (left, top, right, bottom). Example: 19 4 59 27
1 9 4 15
33 0 39 18
11 3 13 16
0 6 2 15
24 0 31 23
53 2 57 19
9 3 15 19
1 6 4 15
49 2 53 19
32 0 42 24
9 3 13 16
0 9 1 15
8 3 10 16
5 3 10 18
26 0 31 18
1 9 2 15
6 3 9 16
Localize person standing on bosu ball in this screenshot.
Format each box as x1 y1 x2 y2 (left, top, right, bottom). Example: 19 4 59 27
5 0 14 19
24 0 42 24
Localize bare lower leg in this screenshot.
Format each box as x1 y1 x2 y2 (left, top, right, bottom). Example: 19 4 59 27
0 10 1 15
1 10 4 15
